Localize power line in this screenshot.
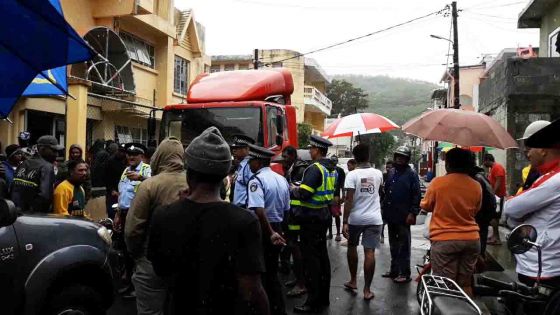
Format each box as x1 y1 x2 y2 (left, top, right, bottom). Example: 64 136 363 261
463 0 525 11
261 6 449 67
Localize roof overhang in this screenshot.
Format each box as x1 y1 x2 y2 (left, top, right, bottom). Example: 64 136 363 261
518 0 556 28
304 58 330 83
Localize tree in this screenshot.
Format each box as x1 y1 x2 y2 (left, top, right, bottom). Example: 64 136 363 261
297 123 312 148
327 79 370 117
360 133 397 168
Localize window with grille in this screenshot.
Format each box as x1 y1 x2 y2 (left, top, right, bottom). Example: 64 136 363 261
224 64 235 71
174 56 190 95
115 125 148 145
210 65 221 73
120 32 156 68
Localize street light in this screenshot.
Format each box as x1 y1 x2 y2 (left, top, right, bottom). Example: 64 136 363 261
429 33 460 110
430 34 453 44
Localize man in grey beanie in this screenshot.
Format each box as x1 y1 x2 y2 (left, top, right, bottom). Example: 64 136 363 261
148 127 270 315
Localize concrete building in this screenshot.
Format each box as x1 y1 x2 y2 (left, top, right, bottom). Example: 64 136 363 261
441 64 486 111
0 0 210 157
476 0 560 192
211 49 332 134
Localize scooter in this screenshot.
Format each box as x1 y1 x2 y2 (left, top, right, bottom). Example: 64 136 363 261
474 224 560 315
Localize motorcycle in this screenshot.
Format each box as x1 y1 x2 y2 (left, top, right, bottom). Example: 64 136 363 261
474 224 560 315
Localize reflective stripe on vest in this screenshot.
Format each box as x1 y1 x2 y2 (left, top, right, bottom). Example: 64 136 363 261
120 163 151 193
291 162 337 209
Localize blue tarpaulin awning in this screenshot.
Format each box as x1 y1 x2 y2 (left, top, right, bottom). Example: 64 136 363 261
0 0 94 117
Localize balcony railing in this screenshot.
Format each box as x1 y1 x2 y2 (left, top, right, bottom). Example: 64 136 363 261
304 86 332 116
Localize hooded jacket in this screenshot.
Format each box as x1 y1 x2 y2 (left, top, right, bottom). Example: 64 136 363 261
125 138 188 258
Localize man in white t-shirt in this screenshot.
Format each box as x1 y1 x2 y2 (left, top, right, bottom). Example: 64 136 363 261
342 144 384 301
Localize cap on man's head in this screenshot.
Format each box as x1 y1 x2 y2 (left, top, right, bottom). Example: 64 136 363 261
230 134 256 148
518 120 551 141
125 143 147 155
309 135 333 149
526 118 560 149
248 144 275 160
37 135 64 151
185 126 232 176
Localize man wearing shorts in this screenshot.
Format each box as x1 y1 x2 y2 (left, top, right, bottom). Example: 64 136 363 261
342 144 383 300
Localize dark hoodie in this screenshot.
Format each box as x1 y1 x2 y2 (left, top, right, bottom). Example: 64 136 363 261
290 157 337 220
125 138 188 258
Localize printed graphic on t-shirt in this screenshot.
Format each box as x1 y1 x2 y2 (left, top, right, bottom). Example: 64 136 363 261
360 177 376 194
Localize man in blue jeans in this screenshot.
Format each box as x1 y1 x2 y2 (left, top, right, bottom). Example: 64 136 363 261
381 146 421 283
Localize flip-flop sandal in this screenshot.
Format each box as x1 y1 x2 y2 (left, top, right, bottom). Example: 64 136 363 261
287 287 307 297
393 276 412 283
344 282 358 290
364 292 375 301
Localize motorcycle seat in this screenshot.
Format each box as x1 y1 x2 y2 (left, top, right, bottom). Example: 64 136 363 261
433 296 479 315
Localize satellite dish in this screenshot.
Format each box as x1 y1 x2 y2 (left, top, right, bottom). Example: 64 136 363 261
80 27 135 95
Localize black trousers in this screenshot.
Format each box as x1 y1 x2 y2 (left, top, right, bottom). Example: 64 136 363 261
299 219 330 307
263 223 286 315
388 223 411 277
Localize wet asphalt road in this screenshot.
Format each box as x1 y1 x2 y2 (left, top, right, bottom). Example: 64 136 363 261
108 224 431 315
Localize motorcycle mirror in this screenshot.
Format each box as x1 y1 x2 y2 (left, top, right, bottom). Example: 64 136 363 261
507 224 538 254
0 198 18 228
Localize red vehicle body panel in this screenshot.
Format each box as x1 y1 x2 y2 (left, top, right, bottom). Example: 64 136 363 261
161 69 299 174
187 69 294 104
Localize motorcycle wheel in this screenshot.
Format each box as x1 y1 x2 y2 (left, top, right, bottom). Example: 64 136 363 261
543 290 560 315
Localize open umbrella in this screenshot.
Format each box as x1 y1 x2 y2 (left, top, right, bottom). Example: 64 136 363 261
0 0 94 117
322 113 399 139
402 109 518 149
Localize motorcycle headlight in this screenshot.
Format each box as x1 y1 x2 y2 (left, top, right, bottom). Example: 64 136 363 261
97 226 113 246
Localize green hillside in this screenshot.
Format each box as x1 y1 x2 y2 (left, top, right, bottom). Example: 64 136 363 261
333 75 440 125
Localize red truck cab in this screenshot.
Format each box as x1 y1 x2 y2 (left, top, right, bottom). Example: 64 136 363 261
157 69 298 170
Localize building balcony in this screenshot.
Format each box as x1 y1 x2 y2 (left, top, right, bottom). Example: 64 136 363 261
304 86 332 116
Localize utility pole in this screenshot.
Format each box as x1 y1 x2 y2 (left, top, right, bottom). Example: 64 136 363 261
253 49 259 70
452 1 460 109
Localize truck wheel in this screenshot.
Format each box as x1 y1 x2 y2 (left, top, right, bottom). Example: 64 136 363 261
47 284 105 315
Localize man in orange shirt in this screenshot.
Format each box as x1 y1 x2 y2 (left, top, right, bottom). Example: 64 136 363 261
483 153 506 245
421 148 482 295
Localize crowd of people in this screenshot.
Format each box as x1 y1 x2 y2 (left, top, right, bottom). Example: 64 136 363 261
0 117 558 315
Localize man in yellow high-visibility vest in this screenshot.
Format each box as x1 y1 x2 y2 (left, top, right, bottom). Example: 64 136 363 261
290 135 338 314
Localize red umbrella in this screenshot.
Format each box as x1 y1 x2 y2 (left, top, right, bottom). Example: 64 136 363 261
322 113 399 139
402 109 518 149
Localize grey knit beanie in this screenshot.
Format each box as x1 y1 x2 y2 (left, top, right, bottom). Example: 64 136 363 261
185 127 232 176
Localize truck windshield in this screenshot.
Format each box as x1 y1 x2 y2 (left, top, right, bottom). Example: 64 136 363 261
161 107 263 146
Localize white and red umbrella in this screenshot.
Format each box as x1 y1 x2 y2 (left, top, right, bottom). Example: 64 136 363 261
322 113 399 139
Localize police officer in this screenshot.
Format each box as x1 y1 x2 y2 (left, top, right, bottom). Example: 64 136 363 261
291 135 338 313
230 134 256 207
116 143 152 298
246 144 289 315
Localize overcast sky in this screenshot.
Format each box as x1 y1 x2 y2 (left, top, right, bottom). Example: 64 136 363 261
176 0 539 84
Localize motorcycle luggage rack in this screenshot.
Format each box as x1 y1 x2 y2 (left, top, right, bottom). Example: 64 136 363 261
418 275 481 315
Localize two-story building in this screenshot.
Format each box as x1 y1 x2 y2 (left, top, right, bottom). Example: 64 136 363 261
0 0 210 156
211 49 332 134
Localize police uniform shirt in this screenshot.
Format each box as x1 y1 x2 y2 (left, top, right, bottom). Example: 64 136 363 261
118 161 152 209
233 156 253 207
247 167 290 223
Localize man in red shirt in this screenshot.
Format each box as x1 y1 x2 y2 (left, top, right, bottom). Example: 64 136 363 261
483 153 506 245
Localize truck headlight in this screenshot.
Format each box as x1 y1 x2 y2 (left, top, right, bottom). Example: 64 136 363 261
97 226 113 246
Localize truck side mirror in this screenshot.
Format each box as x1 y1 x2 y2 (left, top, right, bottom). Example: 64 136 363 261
147 116 156 144
276 134 284 146
0 199 17 227
276 108 284 135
